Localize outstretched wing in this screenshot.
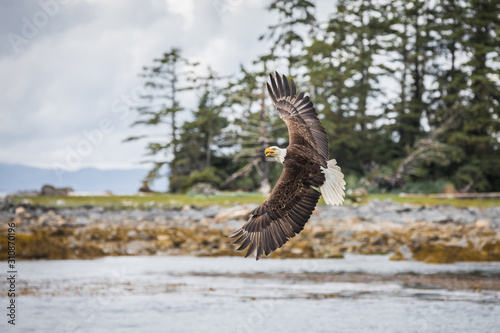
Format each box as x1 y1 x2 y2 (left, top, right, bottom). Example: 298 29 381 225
230 162 321 260
267 72 329 162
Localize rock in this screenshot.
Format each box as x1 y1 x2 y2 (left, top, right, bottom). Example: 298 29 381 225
371 235 386 246
190 183 216 196
475 219 491 229
40 184 73 196
350 187 368 196
325 252 344 259
409 243 496 264
4 197 500 262
343 240 362 252
390 245 413 261
15 206 26 217
200 205 222 218
214 205 254 223
157 235 169 242
442 184 456 194
126 240 155 255
443 237 468 248
482 242 500 259
337 230 355 241
138 181 156 193
74 217 91 226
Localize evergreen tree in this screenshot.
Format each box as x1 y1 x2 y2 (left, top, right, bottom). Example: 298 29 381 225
384 0 437 150
448 0 500 191
304 0 394 175
169 67 230 192
127 0 500 193
125 48 198 191
223 62 284 193
260 0 317 76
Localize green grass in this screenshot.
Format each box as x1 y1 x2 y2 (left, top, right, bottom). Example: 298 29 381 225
364 193 500 208
9 192 500 209
11 192 267 209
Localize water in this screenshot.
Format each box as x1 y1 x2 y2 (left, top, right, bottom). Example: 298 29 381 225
1 255 499 332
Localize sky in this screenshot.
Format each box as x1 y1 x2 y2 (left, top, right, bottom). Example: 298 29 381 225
0 0 336 173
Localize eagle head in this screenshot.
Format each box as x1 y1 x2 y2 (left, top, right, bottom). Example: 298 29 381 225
265 146 287 164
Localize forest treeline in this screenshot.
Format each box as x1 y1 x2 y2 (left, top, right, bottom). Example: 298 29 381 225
126 0 500 194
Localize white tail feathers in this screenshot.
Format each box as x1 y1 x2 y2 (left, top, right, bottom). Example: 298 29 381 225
320 159 346 206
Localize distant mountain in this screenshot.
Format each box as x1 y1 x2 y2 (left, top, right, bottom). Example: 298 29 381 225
0 163 168 194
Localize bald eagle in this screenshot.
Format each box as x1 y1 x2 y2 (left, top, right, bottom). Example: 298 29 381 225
230 72 346 260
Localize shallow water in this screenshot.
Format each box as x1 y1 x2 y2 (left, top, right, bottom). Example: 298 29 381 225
2 255 499 333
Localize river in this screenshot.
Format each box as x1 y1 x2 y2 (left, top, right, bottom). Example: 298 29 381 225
1 255 499 332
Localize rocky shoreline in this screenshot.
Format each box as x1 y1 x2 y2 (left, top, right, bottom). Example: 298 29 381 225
1 199 500 263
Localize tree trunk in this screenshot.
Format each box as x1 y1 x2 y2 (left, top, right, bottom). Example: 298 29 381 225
223 158 260 189
258 83 271 194
170 72 178 192
206 110 213 169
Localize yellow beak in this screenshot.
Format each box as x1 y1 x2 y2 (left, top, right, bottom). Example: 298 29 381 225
265 148 275 156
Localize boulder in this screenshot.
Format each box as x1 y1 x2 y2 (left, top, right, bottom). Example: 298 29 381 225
214 204 254 223
475 219 491 229
138 181 156 193
15 206 26 217
190 183 216 196
40 184 73 196
349 187 368 196
442 184 456 194
126 240 155 255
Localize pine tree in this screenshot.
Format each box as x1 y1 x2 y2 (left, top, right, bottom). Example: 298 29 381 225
129 0 500 193
384 0 438 150
223 62 284 193
260 0 317 76
304 0 394 175
169 67 230 192
448 0 500 191
125 48 198 191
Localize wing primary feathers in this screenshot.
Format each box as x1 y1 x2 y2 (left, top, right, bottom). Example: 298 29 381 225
283 74 290 98
278 219 295 238
270 73 280 101
296 96 310 109
285 214 302 233
232 234 245 244
290 78 297 97
276 72 284 98
236 235 252 251
245 234 257 258
229 229 243 239
266 83 277 105
256 232 264 260
264 229 272 256
269 223 282 248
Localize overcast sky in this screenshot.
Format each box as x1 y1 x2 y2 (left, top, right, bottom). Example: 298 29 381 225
0 0 334 171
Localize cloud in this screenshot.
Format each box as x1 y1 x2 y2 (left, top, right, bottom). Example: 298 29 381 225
1 0 328 170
